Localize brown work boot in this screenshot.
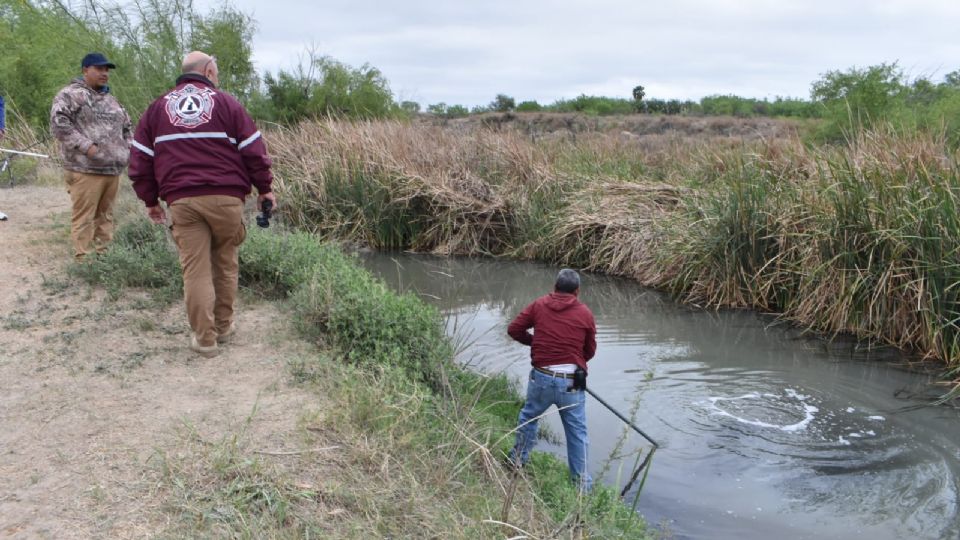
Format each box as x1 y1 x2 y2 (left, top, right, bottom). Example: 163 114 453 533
216 322 237 344
190 336 220 358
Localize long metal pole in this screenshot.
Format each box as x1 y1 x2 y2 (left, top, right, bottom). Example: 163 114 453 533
585 386 659 448
0 148 49 158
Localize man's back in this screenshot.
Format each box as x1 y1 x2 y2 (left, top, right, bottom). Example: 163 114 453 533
508 291 597 371
129 74 271 206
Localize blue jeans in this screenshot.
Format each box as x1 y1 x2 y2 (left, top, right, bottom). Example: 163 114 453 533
511 368 592 490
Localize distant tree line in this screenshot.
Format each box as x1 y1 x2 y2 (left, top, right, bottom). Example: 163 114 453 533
425 92 820 119
4 1 960 145
429 64 960 144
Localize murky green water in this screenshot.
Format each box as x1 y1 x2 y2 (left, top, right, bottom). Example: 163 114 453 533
360 252 960 540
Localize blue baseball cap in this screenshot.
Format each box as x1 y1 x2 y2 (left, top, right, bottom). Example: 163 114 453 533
81 53 116 69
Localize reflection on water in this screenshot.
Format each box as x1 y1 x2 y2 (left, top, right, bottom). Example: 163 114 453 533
360 252 960 540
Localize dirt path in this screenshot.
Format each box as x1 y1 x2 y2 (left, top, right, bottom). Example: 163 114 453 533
0 186 321 538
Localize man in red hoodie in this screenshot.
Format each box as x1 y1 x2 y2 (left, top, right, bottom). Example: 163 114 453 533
129 51 275 358
507 268 597 490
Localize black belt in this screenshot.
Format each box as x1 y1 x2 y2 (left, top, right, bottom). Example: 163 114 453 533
534 365 576 379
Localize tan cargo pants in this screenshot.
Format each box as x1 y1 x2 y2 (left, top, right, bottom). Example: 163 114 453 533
65 170 119 261
169 195 246 347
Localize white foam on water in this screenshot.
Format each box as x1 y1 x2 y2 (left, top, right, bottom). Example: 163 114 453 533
838 436 851 446
706 390 818 432
846 407 856 413
785 388 810 400
781 402 818 432
868 415 885 421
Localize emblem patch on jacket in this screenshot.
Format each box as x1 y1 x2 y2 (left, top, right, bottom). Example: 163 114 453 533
164 84 216 128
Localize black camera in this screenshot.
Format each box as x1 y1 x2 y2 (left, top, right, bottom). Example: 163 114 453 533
256 199 273 228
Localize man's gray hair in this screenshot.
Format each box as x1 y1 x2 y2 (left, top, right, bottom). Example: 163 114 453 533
555 268 581 293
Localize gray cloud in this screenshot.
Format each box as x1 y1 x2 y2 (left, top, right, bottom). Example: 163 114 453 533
197 0 960 106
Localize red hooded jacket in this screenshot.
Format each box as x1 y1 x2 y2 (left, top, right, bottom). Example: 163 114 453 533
507 292 597 372
128 74 272 206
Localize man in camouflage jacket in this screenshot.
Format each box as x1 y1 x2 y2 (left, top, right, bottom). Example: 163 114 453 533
50 52 132 260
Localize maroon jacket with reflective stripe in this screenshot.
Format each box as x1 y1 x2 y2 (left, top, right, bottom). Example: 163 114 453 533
129 74 272 206
507 292 597 372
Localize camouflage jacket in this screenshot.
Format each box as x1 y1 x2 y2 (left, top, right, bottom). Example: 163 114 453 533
50 79 132 175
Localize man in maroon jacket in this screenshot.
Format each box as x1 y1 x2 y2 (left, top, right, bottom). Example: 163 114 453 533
129 51 275 358
507 268 597 490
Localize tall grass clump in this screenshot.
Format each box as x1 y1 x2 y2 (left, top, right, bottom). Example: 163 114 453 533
655 143 816 310
270 121 560 256
71 218 182 301
661 171 788 308
658 128 960 374
240 229 454 389
801 131 960 365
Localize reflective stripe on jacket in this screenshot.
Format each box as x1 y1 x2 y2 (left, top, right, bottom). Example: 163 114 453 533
128 74 272 206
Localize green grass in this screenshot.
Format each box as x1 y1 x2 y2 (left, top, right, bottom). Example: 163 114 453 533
70 218 182 303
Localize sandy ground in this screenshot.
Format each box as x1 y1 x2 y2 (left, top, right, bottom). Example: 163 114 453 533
0 185 322 538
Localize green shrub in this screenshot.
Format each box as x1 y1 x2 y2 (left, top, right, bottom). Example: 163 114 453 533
426 102 470 118
547 94 635 116
400 100 421 114
515 100 542 112
490 94 516 112
238 226 329 296
811 63 905 139
70 218 182 301
240 228 453 387
805 63 960 142
639 97 698 115
261 53 401 123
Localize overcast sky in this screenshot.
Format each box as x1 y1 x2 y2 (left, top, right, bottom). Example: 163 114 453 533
195 0 960 107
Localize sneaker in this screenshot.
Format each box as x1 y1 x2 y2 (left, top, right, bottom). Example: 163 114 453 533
190 336 220 358
216 322 237 344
